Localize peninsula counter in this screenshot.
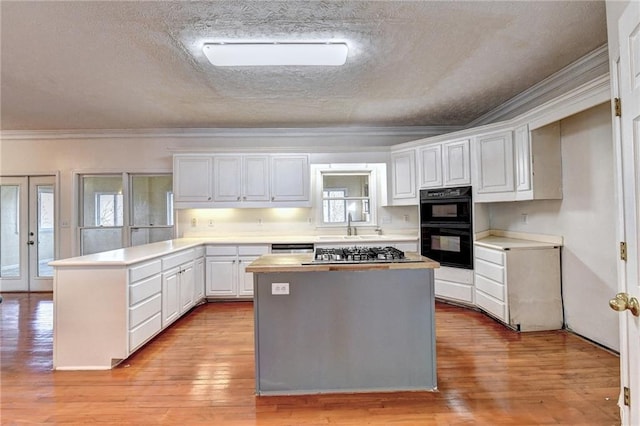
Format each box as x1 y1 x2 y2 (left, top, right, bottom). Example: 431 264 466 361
246 253 440 395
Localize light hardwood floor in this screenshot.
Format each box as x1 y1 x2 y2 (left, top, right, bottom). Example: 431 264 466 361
1 293 620 425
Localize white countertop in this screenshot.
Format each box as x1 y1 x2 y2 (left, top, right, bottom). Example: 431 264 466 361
474 230 562 250
50 234 418 267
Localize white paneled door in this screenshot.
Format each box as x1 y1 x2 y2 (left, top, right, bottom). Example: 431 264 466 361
0 176 55 292
612 1 640 424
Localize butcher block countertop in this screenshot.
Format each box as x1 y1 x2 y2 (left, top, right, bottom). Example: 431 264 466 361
246 253 439 273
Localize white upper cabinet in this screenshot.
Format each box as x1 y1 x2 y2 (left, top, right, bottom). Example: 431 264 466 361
390 149 417 204
418 144 443 188
473 130 515 200
515 122 562 201
173 153 309 208
514 125 532 193
214 156 243 202
270 154 310 203
472 123 562 203
214 155 270 203
442 139 471 187
419 139 470 189
173 156 214 204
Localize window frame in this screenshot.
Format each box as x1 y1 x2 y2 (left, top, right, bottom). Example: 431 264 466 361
313 164 381 229
77 172 174 255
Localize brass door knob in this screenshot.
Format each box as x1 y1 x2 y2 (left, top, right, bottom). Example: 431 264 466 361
609 292 640 317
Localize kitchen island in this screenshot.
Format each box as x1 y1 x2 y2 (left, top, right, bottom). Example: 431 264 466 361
246 252 440 395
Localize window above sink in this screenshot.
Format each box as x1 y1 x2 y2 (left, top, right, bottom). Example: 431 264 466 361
312 163 385 229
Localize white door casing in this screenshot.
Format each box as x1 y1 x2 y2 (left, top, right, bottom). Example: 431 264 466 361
612 1 640 424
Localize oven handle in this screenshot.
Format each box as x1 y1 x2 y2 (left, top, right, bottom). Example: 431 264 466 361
420 223 471 229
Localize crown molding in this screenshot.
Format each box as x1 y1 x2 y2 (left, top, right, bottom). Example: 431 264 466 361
467 44 609 128
0 125 463 141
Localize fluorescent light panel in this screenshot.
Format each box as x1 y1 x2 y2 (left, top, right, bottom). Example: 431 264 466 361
202 42 348 66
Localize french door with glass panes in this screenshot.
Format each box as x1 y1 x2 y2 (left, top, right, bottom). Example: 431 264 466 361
79 173 173 255
0 176 55 292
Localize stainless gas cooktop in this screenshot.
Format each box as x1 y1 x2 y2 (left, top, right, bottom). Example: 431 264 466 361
308 246 420 264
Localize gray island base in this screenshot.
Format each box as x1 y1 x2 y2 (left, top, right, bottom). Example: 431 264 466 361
249 254 438 396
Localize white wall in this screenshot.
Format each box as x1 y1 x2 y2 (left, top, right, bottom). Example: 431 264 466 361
488 103 619 350
0 134 422 258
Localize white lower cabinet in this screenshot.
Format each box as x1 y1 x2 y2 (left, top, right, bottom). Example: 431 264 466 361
128 259 163 352
473 244 562 331
434 266 474 304
161 249 196 327
193 254 205 302
206 244 270 298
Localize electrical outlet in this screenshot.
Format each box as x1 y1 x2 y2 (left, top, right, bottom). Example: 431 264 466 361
403 214 409 222
258 218 263 225
191 217 197 227
272 282 290 295
521 213 528 224
208 219 214 227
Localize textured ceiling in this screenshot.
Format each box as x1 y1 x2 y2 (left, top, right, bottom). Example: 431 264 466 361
0 1 607 131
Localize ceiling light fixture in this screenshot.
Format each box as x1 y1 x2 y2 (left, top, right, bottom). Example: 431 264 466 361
202 42 348 66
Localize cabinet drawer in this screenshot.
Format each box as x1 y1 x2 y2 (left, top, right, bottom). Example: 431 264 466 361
129 274 162 306
475 258 504 283
238 245 269 256
476 291 506 322
435 279 474 303
475 246 505 265
434 266 474 284
129 293 162 329
129 260 162 282
475 274 505 301
129 312 162 352
162 249 195 270
206 245 237 256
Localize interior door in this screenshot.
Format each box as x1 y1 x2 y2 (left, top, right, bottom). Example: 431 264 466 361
0 177 28 291
0 176 55 292
614 2 640 424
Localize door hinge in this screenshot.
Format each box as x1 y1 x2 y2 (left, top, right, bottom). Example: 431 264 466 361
615 98 622 117
620 241 628 261
624 386 630 406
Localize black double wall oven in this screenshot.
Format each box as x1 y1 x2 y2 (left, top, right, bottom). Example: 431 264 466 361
420 186 473 269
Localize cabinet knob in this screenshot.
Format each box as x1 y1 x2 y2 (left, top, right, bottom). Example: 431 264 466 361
208 197 211 201
237 196 241 201
271 196 275 201
243 196 247 201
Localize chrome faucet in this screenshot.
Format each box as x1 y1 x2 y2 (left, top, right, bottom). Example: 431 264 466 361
347 213 353 236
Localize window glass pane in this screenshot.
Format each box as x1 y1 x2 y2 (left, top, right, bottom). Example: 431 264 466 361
131 175 173 226
1 185 20 277
322 175 369 197
81 228 123 255
322 173 371 224
82 176 123 227
37 185 54 277
131 227 174 246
